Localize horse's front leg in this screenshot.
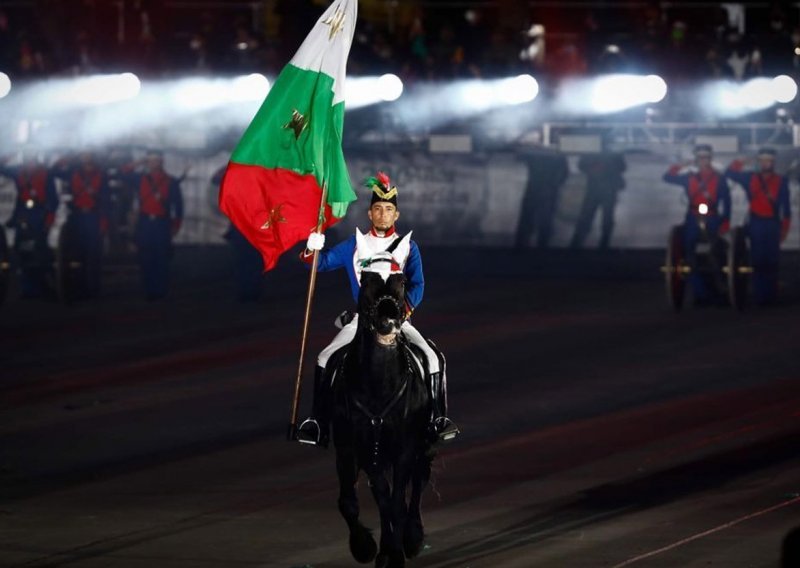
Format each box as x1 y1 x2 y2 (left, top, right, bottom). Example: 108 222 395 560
337 447 376 563
385 453 415 568
404 449 434 559
368 472 398 568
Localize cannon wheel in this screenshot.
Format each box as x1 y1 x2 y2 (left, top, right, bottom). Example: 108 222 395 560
664 225 687 312
56 218 85 304
0 228 10 305
727 226 751 311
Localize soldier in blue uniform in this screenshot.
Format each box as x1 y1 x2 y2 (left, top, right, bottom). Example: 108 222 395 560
124 150 184 300
297 172 459 447
663 144 732 304
725 147 792 305
0 149 59 298
54 151 109 297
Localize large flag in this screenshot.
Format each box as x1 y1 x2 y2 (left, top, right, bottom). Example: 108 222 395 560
220 0 358 271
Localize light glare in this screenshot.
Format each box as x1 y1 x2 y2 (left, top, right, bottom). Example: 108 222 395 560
64 73 141 105
772 75 797 103
0 72 10 99
231 73 270 102
378 74 404 102
589 74 668 113
499 75 539 105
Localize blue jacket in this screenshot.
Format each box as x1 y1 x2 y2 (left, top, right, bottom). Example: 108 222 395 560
313 233 424 310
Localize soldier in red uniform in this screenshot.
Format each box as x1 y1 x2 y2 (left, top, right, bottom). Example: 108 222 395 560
725 147 792 305
124 150 184 300
54 151 109 297
0 148 58 298
663 144 732 305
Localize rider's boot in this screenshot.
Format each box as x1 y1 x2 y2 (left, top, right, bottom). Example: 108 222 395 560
297 365 331 448
429 371 460 443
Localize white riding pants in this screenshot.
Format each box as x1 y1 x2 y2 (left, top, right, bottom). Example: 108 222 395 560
317 315 440 374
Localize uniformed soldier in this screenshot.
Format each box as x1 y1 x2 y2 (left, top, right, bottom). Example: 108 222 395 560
662 144 732 304
54 151 109 297
0 148 58 298
124 150 184 300
296 172 459 447
725 147 792 305
570 150 627 249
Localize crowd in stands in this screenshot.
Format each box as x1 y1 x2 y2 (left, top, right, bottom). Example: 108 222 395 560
0 0 799 84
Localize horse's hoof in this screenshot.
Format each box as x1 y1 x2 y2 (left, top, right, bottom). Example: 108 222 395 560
403 519 425 559
387 550 406 568
350 524 377 564
374 552 389 568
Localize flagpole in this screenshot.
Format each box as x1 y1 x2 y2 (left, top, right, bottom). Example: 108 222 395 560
287 183 329 441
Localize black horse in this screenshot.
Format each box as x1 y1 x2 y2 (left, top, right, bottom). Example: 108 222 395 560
329 263 435 568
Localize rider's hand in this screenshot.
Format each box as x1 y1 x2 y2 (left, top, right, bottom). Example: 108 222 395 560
307 231 325 251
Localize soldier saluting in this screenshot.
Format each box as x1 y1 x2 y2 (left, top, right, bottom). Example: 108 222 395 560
663 144 732 305
725 147 792 305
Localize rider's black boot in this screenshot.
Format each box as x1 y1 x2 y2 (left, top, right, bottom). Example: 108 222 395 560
429 371 460 443
297 365 331 448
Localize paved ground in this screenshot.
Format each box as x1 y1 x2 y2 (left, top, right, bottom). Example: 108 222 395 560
1 247 799 567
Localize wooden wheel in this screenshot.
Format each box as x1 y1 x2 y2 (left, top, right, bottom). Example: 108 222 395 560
663 225 688 312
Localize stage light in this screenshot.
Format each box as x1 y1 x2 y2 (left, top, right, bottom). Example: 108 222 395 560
0 72 10 99
555 74 669 115
345 75 404 108
63 73 141 105
378 74 403 102
498 74 539 105
772 75 797 103
643 75 668 103
170 78 226 110
739 77 774 109
461 80 494 109
231 73 270 102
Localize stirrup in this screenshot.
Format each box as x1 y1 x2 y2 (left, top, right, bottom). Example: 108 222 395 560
432 417 460 443
296 418 328 448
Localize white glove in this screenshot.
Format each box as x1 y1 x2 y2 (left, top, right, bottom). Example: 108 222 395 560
307 231 325 251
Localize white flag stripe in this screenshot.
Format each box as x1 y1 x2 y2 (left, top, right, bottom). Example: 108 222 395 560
289 0 358 106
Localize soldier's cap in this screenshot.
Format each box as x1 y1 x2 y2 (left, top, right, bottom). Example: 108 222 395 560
365 171 398 207
757 147 777 158
693 144 713 156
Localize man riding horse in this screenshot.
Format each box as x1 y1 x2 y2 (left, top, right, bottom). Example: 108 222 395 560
296 172 459 447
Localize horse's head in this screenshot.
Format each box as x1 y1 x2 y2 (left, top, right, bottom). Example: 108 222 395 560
355 229 413 340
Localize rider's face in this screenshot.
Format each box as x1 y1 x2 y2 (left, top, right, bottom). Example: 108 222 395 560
368 202 399 232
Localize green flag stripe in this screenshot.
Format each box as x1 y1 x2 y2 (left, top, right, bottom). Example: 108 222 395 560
231 64 355 217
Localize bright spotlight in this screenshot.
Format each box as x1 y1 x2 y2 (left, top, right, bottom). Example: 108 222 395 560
231 73 270 102
772 74 797 103
499 74 539 105
0 72 10 99
739 77 774 109
64 73 141 105
588 74 666 113
378 74 403 102
643 75 668 103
